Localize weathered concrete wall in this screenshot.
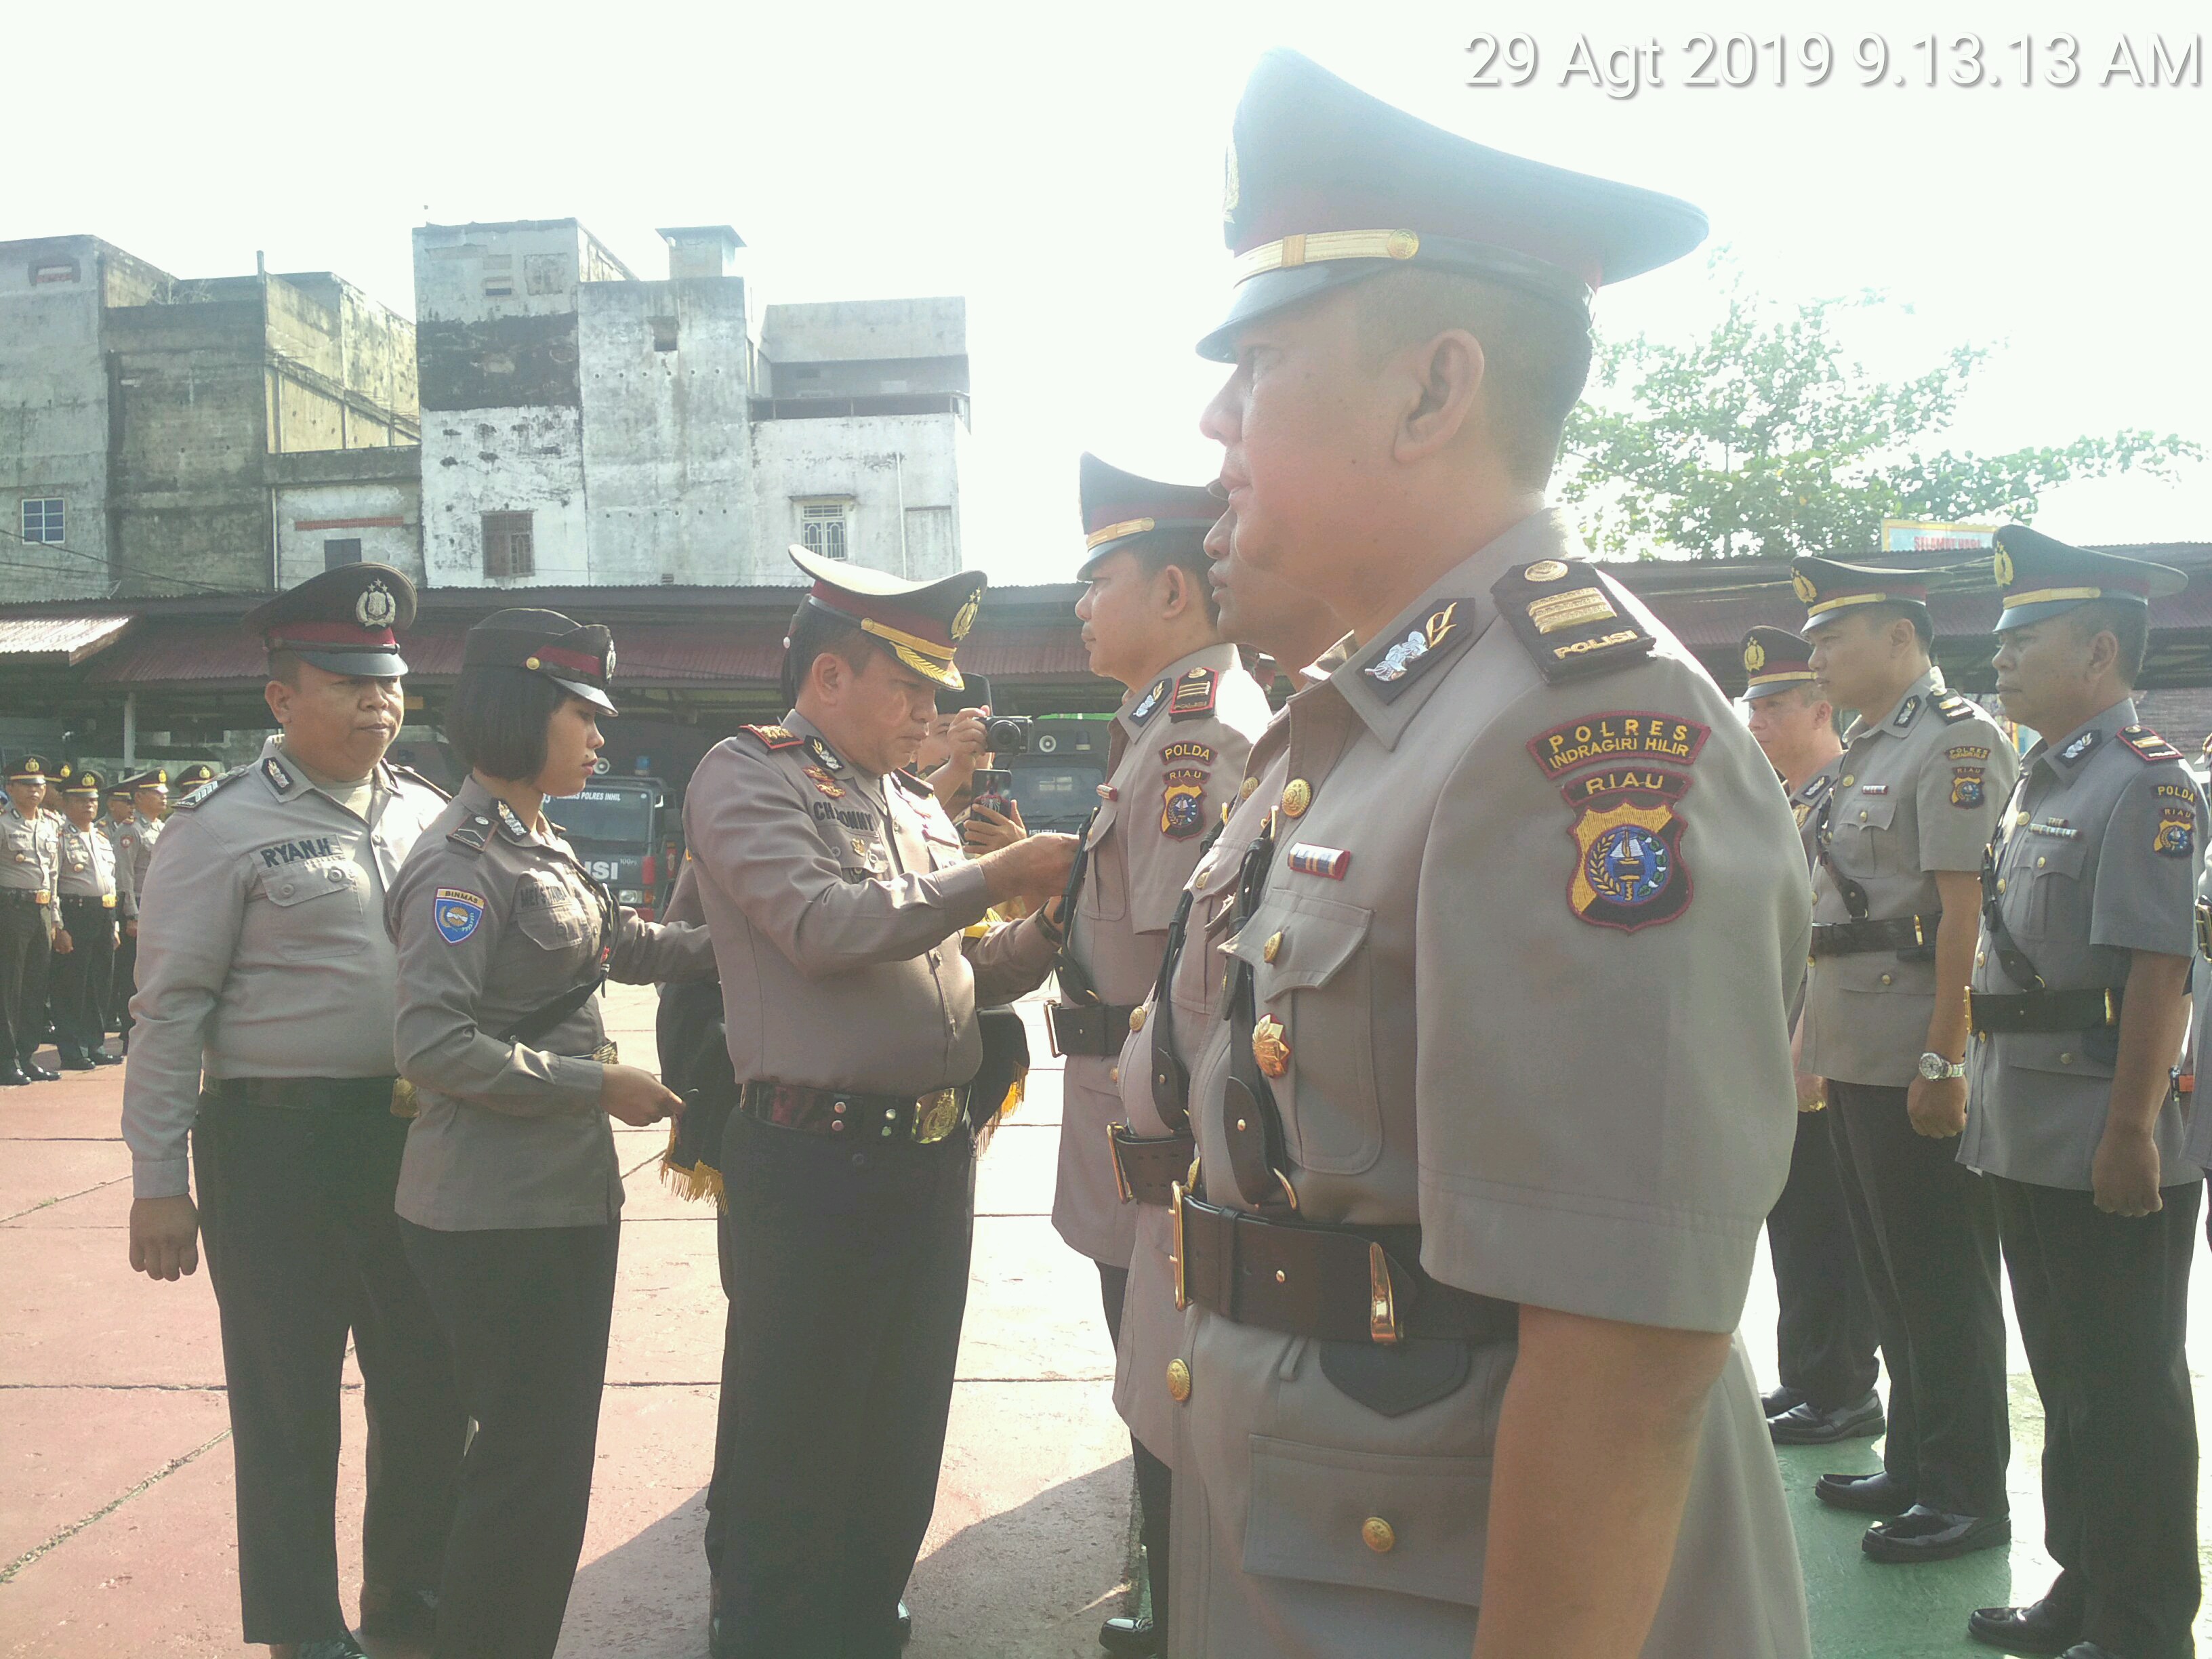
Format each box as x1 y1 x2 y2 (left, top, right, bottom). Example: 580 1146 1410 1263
748 410 963 581
766 353 969 400
270 447 422 588
577 275 758 584
760 297 964 363
421 406 588 586
0 238 120 600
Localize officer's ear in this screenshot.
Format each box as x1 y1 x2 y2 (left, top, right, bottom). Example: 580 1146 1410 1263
1391 328 1486 466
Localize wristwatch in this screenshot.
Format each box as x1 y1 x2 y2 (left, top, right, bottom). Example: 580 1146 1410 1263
1917 1051 1966 1081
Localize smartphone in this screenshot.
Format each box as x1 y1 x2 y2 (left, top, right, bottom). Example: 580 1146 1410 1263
969 767 1015 819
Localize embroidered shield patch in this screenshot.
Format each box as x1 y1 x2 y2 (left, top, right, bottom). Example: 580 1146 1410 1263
2155 806 2196 859
434 887 485 945
1559 769 1694 933
1950 768 1986 808
1161 768 1208 838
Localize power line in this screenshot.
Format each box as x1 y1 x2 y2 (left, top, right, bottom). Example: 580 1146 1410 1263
0 523 241 596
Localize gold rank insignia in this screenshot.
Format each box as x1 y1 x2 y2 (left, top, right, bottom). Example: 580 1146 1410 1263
1742 637 1767 673
1992 545 2015 587
951 592 981 641
1791 569 1819 604
804 765 845 799
1252 1014 1291 1078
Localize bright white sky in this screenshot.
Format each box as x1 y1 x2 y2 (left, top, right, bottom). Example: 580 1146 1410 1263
19 0 2207 585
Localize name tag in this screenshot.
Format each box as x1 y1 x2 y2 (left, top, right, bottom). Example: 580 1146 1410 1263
1858 784 1890 797
2028 821 2079 840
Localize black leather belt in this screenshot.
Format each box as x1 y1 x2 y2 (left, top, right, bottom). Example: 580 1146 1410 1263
1810 912 1942 956
1171 1187 1519 1347
0 889 47 907
58 893 115 912
1045 1000 1141 1058
1970 985 2122 1036
206 1076 399 1110
1109 1125 1195 1206
739 1078 965 1145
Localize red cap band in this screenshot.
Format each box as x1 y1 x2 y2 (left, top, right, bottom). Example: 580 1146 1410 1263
268 621 398 647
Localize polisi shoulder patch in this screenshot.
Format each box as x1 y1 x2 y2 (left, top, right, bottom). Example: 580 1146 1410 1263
1168 666 1220 720
1492 562 1654 684
741 724 804 751
1932 693 1978 725
2118 725 2183 764
171 767 249 812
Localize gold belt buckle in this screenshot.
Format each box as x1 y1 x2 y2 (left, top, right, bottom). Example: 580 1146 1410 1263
914 1087 962 1144
1170 1181 1189 1311
1108 1122 1134 1204
1368 1242 1402 1346
2100 988 2118 1028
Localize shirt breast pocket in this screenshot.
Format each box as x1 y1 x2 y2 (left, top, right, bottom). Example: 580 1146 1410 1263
516 893 593 955
258 860 367 959
2018 835 2092 941
1080 800 1128 923
1231 893 1379 1176
1835 794 1902 877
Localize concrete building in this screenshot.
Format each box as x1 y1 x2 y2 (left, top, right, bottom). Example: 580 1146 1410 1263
414 219 968 590
0 236 419 599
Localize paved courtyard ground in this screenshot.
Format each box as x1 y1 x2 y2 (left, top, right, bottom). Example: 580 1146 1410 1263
3 983 2209 1656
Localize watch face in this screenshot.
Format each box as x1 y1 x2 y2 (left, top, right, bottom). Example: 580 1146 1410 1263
1919 1052 1945 1080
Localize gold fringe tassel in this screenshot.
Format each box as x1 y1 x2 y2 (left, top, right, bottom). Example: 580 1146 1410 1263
659 1120 728 1208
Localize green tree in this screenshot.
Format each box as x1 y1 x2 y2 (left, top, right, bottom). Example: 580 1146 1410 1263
1559 260 2201 560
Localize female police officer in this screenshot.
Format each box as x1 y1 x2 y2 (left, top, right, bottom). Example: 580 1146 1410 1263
388 609 714 1659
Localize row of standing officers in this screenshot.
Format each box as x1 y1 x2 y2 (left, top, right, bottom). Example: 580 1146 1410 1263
96 41 2207 1659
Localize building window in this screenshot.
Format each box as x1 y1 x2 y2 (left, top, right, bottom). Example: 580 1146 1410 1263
483 512 535 579
798 500 851 562
323 537 363 570
20 498 64 545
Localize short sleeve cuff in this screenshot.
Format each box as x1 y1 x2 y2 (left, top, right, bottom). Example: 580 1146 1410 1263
1418 1168 1759 1334
133 1155 191 1200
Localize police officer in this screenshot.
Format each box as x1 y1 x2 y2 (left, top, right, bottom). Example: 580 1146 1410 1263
1795 556 2018 1561
110 766 169 1051
1740 627 1885 1446
0 755 60 1085
1051 455 1272 1657
1105 502 1343 1656
49 765 124 1069
1164 52 1812 1657
123 565 466 1659
1959 530 2202 1659
684 548 1076 1659
389 609 714 1659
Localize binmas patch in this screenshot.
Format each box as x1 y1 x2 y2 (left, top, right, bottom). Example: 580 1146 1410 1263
1557 768 1693 933
434 887 486 945
1161 768 1209 838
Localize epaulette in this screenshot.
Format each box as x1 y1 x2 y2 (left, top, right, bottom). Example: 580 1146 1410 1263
740 724 804 750
2118 725 2183 764
1797 772 1835 806
890 767 934 797
1932 692 1978 724
171 766 250 812
1168 666 1218 720
1491 560 1653 686
447 813 494 855
387 762 452 800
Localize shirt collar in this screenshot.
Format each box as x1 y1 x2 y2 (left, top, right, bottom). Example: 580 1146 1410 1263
2029 697 2137 781
454 773 546 846
1328 508 1575 748
1117 640 1244 739
1847 666 1944 745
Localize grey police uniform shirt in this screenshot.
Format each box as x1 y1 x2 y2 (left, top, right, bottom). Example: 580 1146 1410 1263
103 819 138 918
1160 511 1812 1658
120 739 451 1200
2188 810 2212 1171
120 813 162 903
0 800 54 900
1057 642 1270 1269
56 819 121 909
1799 669 2016 1088
1782 758 1841 1029
389 776 715 1233
680 711 1059 1099
1963 701 2205 1189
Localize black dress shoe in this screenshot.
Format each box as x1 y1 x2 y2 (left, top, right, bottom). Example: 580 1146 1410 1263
2056 1645 2123 1658
1967 1598 2085 1655
56 1048 96 1071
1862 1504 2010 1563
1762 1384 1807 1418
89 1048 121 1066
0 1064 28 1087
356 1582 438 1639
1100 1615 1162 1656
291 1639 370 1659
20 1059 59 1082
1770 1391 1885 1446
1814 1469 1915 1514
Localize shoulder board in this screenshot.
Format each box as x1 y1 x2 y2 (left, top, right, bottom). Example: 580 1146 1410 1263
2118 725 2183 764
741 724 804 751
1492 561 1654 686
447 814 494 855
1931 693 1978 725
1168 666 1218 720
890 767 934 797
387 762 452 800
1797 772 1835 805
171 766 251 812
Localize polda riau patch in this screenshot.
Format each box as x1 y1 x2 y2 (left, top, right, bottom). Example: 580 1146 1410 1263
434 887 486 944
1950 767 1986 808
1160 768 1208 838
1557 766 1694 933
2154 805 2197 858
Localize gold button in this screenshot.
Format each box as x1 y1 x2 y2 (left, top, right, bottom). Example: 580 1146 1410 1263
1108 1067 1120 1084
1264 930 1284 964
1194 872 1209 890
1274 1269 1287 1284
525 655 541 670
1240 776 1258 800
1166 1359 1192 1403
1281 779 1312 817
1859 809 1868 820
2037 856 2047 868
1996 878 2007 893
2060 1052 2074 1065
1976 951 1986 967
2017 811 2031 826
1362 1517 1396 1554
1841 775 1855 787
1880 973 1893 986
1129 1007 1146 1033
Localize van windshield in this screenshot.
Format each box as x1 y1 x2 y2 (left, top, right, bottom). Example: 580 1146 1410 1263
546 787 655 844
